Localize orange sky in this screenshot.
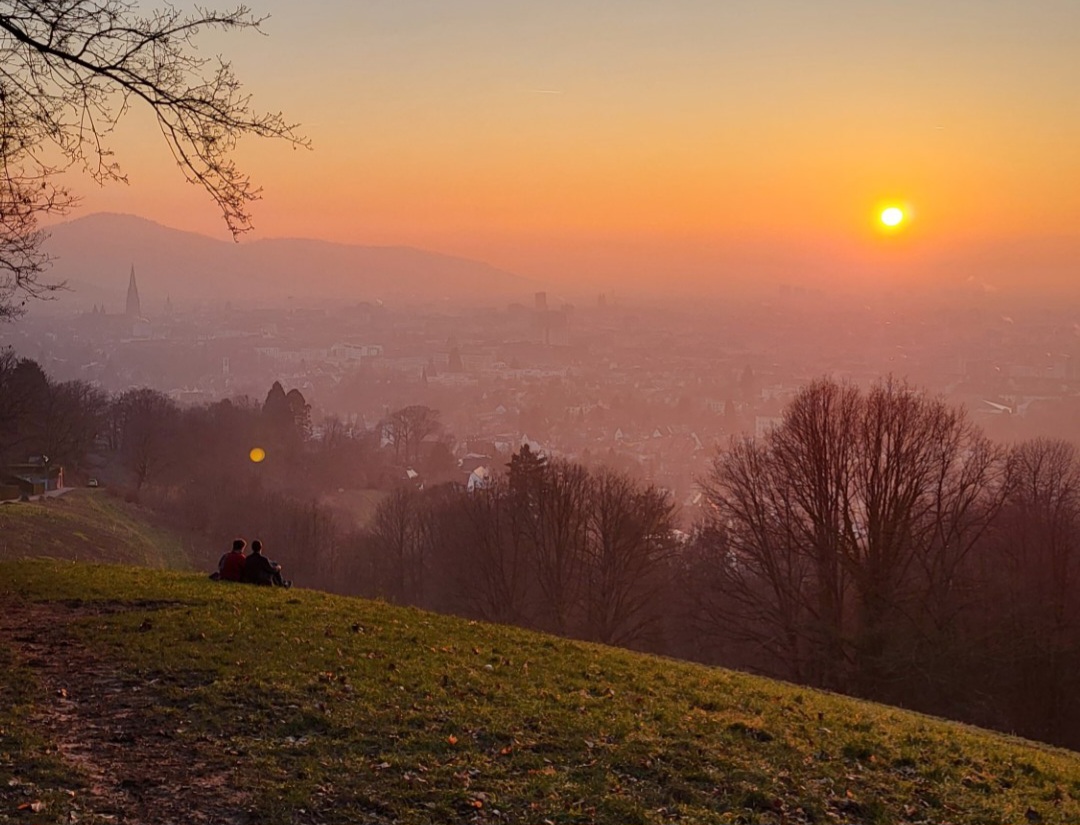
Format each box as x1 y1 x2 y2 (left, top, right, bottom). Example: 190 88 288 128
67 1 1080 292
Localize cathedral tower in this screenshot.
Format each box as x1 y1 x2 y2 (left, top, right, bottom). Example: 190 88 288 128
125 265 141 317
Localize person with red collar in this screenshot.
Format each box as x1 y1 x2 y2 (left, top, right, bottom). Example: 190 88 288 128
216 538 248 582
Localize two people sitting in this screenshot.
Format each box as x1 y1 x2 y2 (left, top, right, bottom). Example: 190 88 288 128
214 538 291 588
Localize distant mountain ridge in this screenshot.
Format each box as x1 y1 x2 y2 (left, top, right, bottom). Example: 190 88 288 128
40 212 531 311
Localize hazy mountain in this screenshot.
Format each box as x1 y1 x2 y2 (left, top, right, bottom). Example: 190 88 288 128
40 213 532 311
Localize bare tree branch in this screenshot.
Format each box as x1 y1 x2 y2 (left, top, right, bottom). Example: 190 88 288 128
0 0 308 316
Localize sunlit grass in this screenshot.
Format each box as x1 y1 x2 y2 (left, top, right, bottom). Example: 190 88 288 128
0 642 78 818
4 558 1080 824
0 490 189 569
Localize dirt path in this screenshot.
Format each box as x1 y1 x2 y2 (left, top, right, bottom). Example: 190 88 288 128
1 598 253 825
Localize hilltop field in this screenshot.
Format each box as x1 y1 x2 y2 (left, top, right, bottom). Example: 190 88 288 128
3 559 1080 825
0 490 190 569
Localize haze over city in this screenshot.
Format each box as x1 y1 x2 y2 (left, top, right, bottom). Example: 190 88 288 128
5 3 1080 821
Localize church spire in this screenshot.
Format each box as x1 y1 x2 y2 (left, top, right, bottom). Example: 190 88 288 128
125 264 141 317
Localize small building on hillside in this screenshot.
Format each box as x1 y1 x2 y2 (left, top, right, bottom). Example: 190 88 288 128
2 456 64 500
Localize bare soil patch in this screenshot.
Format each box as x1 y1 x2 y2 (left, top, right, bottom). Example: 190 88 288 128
1 598 253 825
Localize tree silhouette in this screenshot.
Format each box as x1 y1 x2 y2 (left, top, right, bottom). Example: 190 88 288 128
381 405 441 465
112 388 179 491
285 388 311 438
260 381 310 458
699 377 1007 694
0 0 307 317
507 443 547 501
582 468 677 646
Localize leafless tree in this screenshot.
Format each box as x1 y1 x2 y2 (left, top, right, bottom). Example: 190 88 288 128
319 415 349 454
362 485 459 608
0 349 34 457
699 378 1006 695
37 379 108 471
843 380 992 690
520 458 590 635
0 354 50 462
381 405 441 465
0 0 307 316
255 495 340 591
112 387 179 491
768 378 860 685
699 434 829 684
449 477 534 625
979 438 1080 741
582 468 677 647
908 416 1007 654
365 486 426 604
0 364 108 472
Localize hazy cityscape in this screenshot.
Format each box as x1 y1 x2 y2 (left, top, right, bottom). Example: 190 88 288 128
4 2 1080 822
10 212 1080 524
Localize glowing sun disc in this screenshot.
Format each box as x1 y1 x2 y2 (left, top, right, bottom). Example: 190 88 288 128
249 447 266 463
880 207 905 227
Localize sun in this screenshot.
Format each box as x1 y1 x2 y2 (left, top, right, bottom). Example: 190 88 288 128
249 447 266 463
880 206 905 227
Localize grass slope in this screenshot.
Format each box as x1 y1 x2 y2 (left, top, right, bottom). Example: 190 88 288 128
0 490 189 568
3 559 1080 825
0 634 73 822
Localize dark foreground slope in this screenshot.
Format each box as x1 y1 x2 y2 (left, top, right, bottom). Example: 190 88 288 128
3 560 1080 825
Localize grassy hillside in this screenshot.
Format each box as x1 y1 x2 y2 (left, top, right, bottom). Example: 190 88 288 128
3 560 1080 824
0 490 190 569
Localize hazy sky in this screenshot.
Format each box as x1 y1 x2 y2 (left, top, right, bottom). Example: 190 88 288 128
72 1 1080 291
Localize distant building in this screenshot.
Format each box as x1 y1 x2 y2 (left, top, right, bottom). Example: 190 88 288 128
125 265 141 317
467 465 492 493
532 300 569 346
3 456 64 500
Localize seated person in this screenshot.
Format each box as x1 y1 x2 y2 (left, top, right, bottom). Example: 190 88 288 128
242 539 291 588
212 538 248 581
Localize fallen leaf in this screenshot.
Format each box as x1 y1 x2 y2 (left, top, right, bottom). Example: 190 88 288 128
448 734 458 745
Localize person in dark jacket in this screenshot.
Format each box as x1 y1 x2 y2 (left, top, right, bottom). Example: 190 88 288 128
242 539 291 587
212 538 248 582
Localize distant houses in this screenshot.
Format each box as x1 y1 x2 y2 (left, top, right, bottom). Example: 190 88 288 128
2 456 64 501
